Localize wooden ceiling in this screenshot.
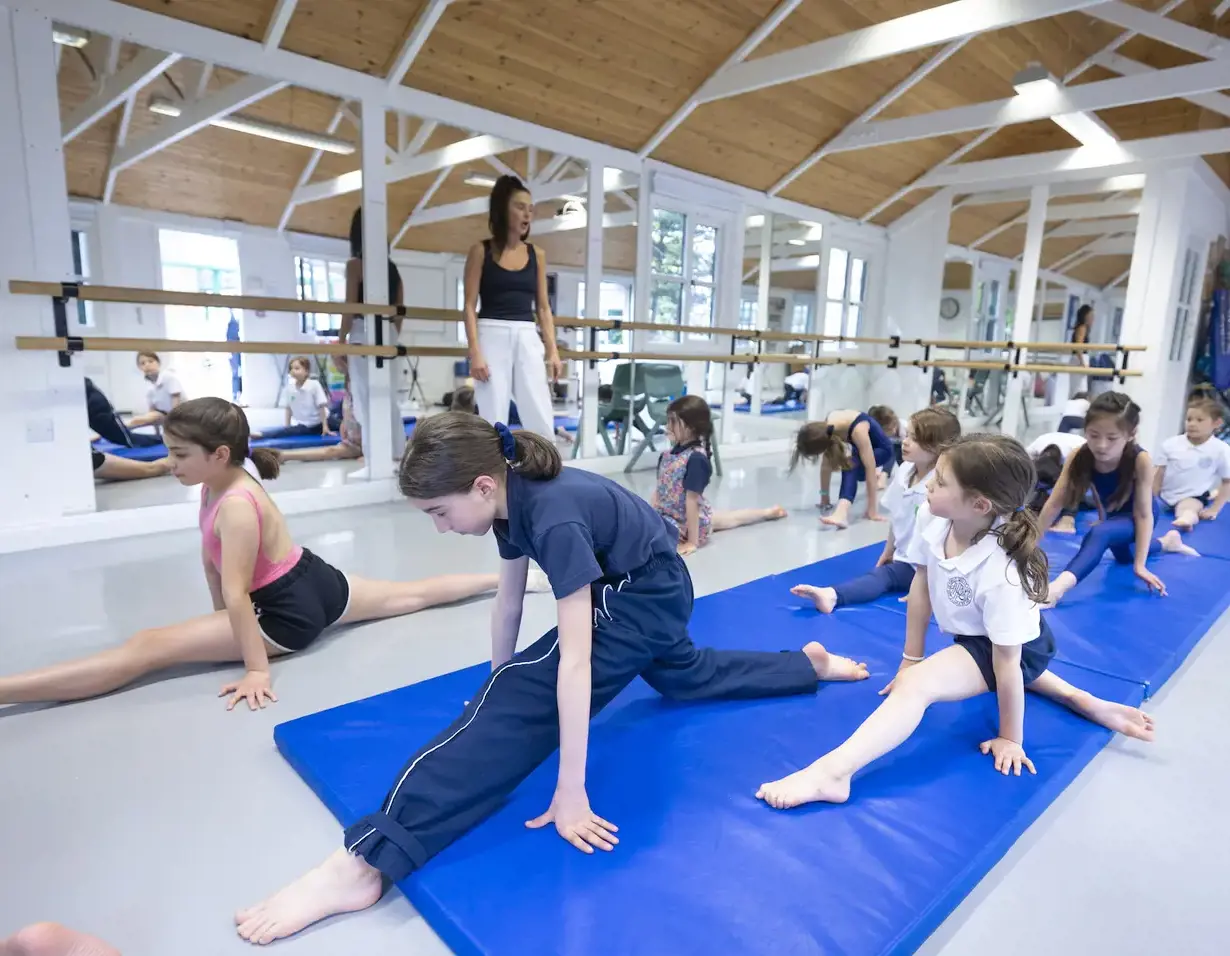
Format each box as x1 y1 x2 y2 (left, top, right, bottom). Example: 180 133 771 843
54 0 1230 282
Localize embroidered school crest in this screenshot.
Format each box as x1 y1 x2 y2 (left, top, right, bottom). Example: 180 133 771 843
1199 457 1213 470
946 575 974 607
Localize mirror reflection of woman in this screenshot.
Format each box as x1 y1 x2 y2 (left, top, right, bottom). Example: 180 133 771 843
463 175 563 440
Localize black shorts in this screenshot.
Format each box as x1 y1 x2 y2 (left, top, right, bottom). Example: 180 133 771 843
955 617 1056 691
1165 492 1212 509
91 450 105 471
251 548 350 653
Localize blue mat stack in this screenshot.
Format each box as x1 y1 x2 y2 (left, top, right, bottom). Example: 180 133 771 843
275 519 1230 956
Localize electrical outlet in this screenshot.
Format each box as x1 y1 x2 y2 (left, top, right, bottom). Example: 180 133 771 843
26 418 55 443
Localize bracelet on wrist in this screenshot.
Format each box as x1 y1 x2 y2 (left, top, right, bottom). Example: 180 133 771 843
902 653 924 663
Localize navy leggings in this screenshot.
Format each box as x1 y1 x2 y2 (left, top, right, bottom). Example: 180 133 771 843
834 560 915 606
839 444 896 503
256 423 323 440
1062 496 1162 583
343 553 819 881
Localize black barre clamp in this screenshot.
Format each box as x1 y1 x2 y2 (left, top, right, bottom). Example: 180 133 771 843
887 355 899 369
395 345 408 357
1118 345 1130 383
920 344 932 372
1011 345 1022 378
373 307 385 367
889 334 900 349
588 327 599 369
52 284 80 367
395 305 407 317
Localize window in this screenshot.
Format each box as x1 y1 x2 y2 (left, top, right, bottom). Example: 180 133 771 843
791 300 811 335
69 229 92 328
578 280 631 349
738 298 758 330
821 247 867 351
1111 306 1124 343
1170 248 1200 362
295 256 347 336
650 209 719 343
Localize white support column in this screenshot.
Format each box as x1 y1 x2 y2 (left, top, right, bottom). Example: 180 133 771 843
579 162 604 459
718 210 744 446
1002 184 1049 438
359 97 395 479
0 7 94 528
631 168 653 451
751 215 772 416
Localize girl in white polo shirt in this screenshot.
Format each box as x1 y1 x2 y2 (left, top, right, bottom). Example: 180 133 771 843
791 407 960 613
757 433 1155 810
1154 395 1230 533
125 350 185 432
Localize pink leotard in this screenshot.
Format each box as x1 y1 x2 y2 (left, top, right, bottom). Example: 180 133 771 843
199 486 302 591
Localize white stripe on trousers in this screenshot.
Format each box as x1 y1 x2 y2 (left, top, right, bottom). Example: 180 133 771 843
472 319 555 440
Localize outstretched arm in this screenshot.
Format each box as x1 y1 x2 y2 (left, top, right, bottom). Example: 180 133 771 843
1037 454 1075 531
851 423 881 517
215 498 276 710
491 556 529 670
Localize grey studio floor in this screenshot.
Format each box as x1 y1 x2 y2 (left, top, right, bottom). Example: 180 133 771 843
2 454 1227 956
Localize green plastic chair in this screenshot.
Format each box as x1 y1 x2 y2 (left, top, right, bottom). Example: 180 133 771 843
623 363 723 477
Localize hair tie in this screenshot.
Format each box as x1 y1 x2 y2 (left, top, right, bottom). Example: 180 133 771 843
1015 505 1026 513
494 421 517 462
826 424 835 437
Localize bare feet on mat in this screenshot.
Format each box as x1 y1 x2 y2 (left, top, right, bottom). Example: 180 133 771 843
236 849 383 945
1171 516 1196 531
819 514 848 529
756 758 852 809
1053 515 1077 534
1078 697 1156 742
1 923 120 956
790 584 837 614
766 505 788 520
802 641 868 681
1159 529 1200 557
526 567 553 593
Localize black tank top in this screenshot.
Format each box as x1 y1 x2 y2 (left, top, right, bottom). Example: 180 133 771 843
355 257 404 308
478 240 537 322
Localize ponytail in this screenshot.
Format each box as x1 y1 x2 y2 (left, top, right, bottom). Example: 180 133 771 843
791 420 853 474
249 448 282 481
509 431 562 480
992 509 1050 605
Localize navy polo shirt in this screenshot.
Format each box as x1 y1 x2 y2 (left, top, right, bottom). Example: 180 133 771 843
494 467 677 598
671 443 712 494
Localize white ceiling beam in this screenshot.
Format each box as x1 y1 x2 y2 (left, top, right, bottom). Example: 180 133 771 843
860 0 1189 223
396 112 408 153
405 119 437 156
970 215 1025 249
919 127 1230 189
1087 234 1137 255
1058 251 1096 273
392 165 454 247
387 0 452 87
102 94 136 204
770 38 966 195
1104 268 1132 289
1096 50 1230 120
1050 235 1112 271
1086 2 1229 60
639 0 805 157
826 58 1230 154
61 48 180 143
1047 216 1138 238
263 0 298 50
112 75 286 173
533 211 638 236
957 175 1147 205
292 133 521 205
277 99 348 231
192 62 214 100
1044 198 1142 219
485 155 518 179
534 154 570 185
696 0 1107 104
101 35 121 76
403 170 638 229
527 146 538 180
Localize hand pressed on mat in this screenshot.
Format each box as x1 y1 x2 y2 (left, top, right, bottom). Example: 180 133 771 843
526 787 619 854
980 736 1036 776
221 670 278 711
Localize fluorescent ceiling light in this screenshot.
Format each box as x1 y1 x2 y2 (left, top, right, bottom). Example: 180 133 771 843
1011 64 1119 151
147 95 355 154
463 173 497 189
787 238 806 246
746 214 765 229
52 25 90 48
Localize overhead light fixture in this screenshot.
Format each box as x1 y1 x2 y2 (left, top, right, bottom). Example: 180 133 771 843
1012 64 1119 151
787 238 807 246
52 25 90 48
463 173 497 189
147 95 356 154
746 214 765 229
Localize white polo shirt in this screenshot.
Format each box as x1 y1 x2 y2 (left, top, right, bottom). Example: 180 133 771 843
1156 434 1230 505
906 503 1040 646
1061 397 1089 419
1026 431 1086 460
883 462 934 563
281 378 329 427
146 369 184 414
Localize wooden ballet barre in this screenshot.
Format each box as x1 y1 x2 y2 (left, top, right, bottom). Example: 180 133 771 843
914 335 1144 354
906 357 1139 378
14 335 468 359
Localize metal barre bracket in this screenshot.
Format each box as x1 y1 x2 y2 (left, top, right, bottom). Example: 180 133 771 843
889 335 900 349
888 355 898 369
52 283 80 368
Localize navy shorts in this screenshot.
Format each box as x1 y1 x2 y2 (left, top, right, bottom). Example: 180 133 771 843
1165 492 1212 509
955 617 1056 691
252 548 350 653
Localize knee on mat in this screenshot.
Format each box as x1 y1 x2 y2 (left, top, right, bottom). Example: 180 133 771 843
7 923 83 956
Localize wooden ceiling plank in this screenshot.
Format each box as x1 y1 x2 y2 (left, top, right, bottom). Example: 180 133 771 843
859 0 1192 222
387 0 452 87
1097 49 1230 120
1087 2 1230 61
958 176 1146 204
62 47 180 142
1048 216 1138 238
263 0 298 51
278 98 348 230
696 0 1110 103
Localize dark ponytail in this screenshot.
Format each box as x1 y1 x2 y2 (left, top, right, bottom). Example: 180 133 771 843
508 431 562 480
1063 391 1141 516
942 434 1051 605
164 397 279 480
791 420 852 473
666 394 714 460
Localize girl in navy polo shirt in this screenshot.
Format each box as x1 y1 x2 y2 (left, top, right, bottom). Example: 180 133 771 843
792 406 898 528
237 412 869 944
757 434 1154 812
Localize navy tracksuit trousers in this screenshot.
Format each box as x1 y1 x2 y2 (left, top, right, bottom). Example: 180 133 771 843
343 552 818 881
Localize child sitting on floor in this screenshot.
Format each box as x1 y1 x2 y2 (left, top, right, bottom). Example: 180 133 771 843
1154 395 1230 532
792 406 897 528
653 395 786 555
792 406 960 613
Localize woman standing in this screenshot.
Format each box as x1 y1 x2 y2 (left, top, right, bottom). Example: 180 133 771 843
463 175 563 439
1068 304 1094 398
341 208 406 477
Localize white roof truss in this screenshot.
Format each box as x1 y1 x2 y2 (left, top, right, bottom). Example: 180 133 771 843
61 47 180 143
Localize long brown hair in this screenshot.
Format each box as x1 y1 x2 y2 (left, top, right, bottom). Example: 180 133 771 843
868 405 899 437
398 411 560 499
1063 391 1141 516
450 385 478 414
791 420 853 473
164 397 280 481
942 434 1050 604
488 175 531 254
909 406 961 454
666 394 713 459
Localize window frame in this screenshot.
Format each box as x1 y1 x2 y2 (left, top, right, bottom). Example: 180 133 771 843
295 254 348 338
69 229 92 328
820 246 869 353
649 206 721 344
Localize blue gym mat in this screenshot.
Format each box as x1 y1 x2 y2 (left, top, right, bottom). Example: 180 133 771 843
274 517 1230 956
710 400 806 415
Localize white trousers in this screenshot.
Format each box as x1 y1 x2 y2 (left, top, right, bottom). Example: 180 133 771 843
473 319 555 439
349 319 407 460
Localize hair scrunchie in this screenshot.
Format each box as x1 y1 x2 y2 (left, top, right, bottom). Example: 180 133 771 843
494 421 517 462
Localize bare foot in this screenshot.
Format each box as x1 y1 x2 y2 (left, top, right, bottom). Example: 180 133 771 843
765 505 788 520
236 849 383 945
2 923 120 956
802 641 868 681
756 758 852 809
790 584 838 614
1159 529 1200 557
1053 515 1076 534
820 514 849 529
526 568 552 593
1171 517 1196 531
1044 580 1069 608
1077 695 1156 742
